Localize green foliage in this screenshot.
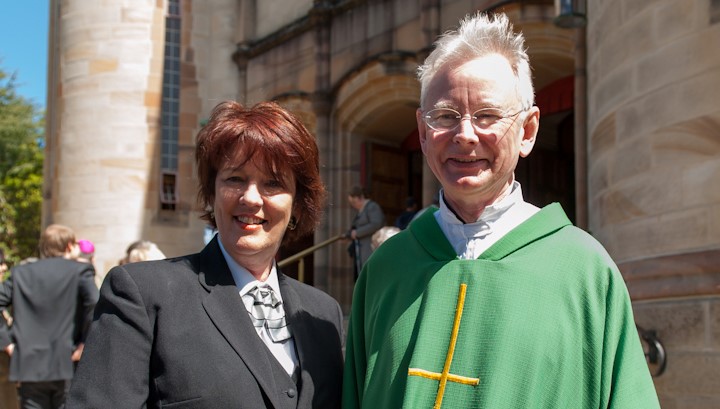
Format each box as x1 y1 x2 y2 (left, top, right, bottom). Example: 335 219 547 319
0 66 45 266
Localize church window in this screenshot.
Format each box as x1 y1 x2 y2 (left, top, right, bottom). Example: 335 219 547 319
160 0 181 210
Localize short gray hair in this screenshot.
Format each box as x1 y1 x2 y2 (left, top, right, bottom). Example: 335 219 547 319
417 12 535 110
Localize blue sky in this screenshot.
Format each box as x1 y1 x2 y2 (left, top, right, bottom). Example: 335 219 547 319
0 1 50 109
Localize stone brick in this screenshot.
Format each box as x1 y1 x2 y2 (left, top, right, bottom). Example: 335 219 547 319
600 184 645 226
710 204 720 244
588 0 623 52
683 160 720 208
64 43 99 61
621 0 655 22
62 61 90 82
62 78 99 97
110 90 143 106
121 6 153 24
710 299 720 351
652 351 720 397
654 0 701 44
657 208 714 253
144 91 161 108
678 69 720 118
610 205 712 260
395 18 424 51
589 112 616 157
658 395 720 409
651 114 720 168
256 0 311 39
97 74 148 92
591 66 632 123
637 24 720 96
439 2 470 31
601 168 683 224
633 300 706 349
609 136 652 183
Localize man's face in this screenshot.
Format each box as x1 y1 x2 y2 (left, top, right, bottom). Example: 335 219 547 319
417 54 539 221
348 195 362 211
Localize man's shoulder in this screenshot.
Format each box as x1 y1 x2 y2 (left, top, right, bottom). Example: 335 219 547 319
519 207 616 267
366 227 434 268
368 200 384 211
109 256 194 284
14 257 88 272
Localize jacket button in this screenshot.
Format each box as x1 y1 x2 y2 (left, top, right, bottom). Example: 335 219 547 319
286 388 297 398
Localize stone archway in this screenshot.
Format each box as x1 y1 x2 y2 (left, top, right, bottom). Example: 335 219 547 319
333 57 422 225
324 57 422 307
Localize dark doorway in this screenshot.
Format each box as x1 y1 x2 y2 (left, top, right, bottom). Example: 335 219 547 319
516 110 576 223
364 143 409 225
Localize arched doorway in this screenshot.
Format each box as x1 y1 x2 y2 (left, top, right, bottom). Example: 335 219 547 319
333 57 421 227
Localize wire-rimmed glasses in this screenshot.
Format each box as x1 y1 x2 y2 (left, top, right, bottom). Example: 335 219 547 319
422 107 526 132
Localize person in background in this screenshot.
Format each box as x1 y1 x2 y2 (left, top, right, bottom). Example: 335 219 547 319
67 101 344 408
0 248 18 409
118 240 166 265
394 197 418 230
0 225 98 409
370 226 401 252
344 185 385 281
76 239 95 265
0 249 9 332
0 250 6 278
343 12 659 408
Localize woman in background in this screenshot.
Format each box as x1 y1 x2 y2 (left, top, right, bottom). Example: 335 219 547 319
117 240 166 265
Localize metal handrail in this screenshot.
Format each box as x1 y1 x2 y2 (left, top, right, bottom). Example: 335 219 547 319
277 234 345 282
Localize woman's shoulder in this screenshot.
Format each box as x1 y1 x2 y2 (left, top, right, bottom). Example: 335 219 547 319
107 255 197 287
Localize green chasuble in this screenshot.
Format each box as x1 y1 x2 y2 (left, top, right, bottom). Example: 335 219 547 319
342 203 659 408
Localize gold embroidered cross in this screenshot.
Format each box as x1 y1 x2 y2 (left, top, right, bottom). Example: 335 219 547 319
408 283 479 409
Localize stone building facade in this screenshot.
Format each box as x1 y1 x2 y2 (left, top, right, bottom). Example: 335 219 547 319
45 0 719 405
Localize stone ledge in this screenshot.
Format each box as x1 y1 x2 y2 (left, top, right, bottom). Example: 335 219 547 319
620 249 720 300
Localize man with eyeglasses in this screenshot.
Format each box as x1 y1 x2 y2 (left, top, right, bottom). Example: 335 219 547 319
343 12 659 408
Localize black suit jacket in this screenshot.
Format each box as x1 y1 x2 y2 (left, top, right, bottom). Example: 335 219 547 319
67 237 344 409
0 257 98 382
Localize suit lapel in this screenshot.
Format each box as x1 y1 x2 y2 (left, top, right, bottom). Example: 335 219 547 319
196 238 284 409
278 272 314 408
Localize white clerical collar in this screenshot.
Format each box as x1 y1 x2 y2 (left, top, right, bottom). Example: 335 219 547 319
217 236 283 301
439 181 524 226
436 182 539 259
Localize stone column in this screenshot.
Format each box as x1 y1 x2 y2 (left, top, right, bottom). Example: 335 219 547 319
587 1 720 404
416 0 442 208
309 1 337 298
47 0 163 278
573 26 588 230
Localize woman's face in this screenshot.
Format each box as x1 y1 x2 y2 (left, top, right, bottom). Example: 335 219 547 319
213 153 295 276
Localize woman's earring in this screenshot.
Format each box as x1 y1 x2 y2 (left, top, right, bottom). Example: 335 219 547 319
287 216 298 231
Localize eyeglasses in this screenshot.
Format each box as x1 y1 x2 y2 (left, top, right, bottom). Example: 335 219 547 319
422 107 526 132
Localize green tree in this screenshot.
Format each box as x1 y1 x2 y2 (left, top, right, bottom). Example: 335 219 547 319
0 66 45 266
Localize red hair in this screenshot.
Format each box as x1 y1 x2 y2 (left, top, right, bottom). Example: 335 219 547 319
195 101 326 244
